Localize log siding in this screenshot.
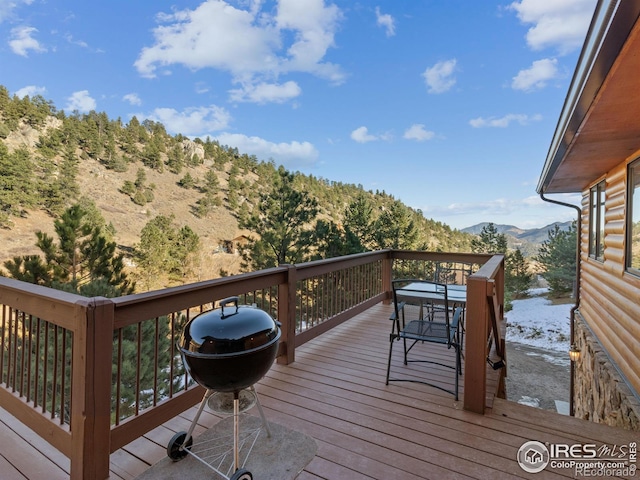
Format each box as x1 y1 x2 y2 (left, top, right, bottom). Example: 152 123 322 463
579 152 640 401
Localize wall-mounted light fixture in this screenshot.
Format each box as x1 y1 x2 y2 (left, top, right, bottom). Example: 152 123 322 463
569 343 581 362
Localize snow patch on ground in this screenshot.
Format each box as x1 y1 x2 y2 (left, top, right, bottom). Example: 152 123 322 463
517 396 540 408
505 288 572 354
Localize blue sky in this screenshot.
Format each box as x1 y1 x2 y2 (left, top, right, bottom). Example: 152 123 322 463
0 0 596 230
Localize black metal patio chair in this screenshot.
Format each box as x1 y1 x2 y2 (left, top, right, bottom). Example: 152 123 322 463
385 279 463 400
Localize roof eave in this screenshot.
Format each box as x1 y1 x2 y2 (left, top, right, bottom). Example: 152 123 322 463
537 0 640 194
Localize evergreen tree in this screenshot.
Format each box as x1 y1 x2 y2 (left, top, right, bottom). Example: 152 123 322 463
471 223 507 254
141 137 163 171
240 167 319 270
166 142 184 174
536 223 577 297
135 215 201 289
372 201 419 250
505 247 533 298
178 172 196 189
0 145 36 221
344 194 375 250
122 168 154 205
3 255 51 285
3 204 133 296
194 168 222 217
48 143 80 212
312 220 364 259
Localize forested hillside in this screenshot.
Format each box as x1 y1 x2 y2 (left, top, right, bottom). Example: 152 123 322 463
0 86 473 290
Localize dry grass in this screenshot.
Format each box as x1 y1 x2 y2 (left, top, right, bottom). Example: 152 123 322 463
1 151 249 285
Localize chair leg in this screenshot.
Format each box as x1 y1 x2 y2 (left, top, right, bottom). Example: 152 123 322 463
454 346 460 401
402 337 408 365
386 339 394 385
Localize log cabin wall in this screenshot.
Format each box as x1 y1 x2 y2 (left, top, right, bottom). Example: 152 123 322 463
574 153 640 430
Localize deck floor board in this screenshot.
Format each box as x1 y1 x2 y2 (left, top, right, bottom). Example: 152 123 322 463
0 302 633 479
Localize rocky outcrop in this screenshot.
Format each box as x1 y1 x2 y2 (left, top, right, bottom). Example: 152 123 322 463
4 116 62 152
181 139 205 163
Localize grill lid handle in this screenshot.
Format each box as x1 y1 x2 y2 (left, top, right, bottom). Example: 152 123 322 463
219 296 239 317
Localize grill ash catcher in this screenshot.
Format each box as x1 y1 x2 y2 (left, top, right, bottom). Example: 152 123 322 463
167 297 281 480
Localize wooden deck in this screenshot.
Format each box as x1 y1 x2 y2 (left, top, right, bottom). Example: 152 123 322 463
0 302 636 479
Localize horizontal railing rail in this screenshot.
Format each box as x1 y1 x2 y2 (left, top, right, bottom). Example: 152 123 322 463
0 249 503 479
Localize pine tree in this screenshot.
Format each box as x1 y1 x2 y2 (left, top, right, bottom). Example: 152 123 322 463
240 167 319 270
505 247 533 298
178 172 196 189
471 223 507 254
344 194 375 250
166 142 184 174
312 220 364 259
135 215 201 289
3 204 133 296
372 201 419 250
536 223 577 297
0 145 36 220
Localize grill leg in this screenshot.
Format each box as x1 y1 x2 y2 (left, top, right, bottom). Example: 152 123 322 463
184 389 214 446
233 392 240 473
249 385 271 437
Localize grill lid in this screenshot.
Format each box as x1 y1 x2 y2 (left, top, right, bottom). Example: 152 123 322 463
181 296 279 356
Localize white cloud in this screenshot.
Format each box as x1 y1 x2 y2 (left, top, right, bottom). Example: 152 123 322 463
422 196 576 229
9 26 46 56
375 7 395 37
65 90 96 113
422 59 457 94
216 132 319 168
508 0 596 54
195 82 209 94
134 0 344 103
14 85 46 98
229 81 302 104
403 124 435 142
0 0 33 24
275 0 344 82
469 113 542 128
350 126 378 143
64 33 89 49
512 58 559 91
123 93 142 106
427 198 514 217
144 105 231 136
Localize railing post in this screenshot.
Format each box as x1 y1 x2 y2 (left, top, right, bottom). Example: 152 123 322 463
278 264 297 365
70 297 114 480
464 276 489 414
382 252 393 304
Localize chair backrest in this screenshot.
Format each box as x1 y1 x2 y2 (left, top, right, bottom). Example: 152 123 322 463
392 278 450 323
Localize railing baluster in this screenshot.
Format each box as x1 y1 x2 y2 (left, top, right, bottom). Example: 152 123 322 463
169 312 175 397
135 322 142 415
26 315 33 403
115 328 123 424
19 312 26 396
33 317 41 408
60 328 67 425
42 321 48 414
9 309 17 391
0 306 5 385
153 317 159 407
51 325 58 420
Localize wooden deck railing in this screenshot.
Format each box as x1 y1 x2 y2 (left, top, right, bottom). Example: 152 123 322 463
0 250 501 479
464 254 506 413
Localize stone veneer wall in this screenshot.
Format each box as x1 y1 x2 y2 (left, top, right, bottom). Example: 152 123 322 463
573 313 640 430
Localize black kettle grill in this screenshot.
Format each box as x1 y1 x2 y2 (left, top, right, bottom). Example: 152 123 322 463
167 297 281 480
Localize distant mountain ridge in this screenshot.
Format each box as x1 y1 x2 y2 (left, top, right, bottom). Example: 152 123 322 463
461 221 573 256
